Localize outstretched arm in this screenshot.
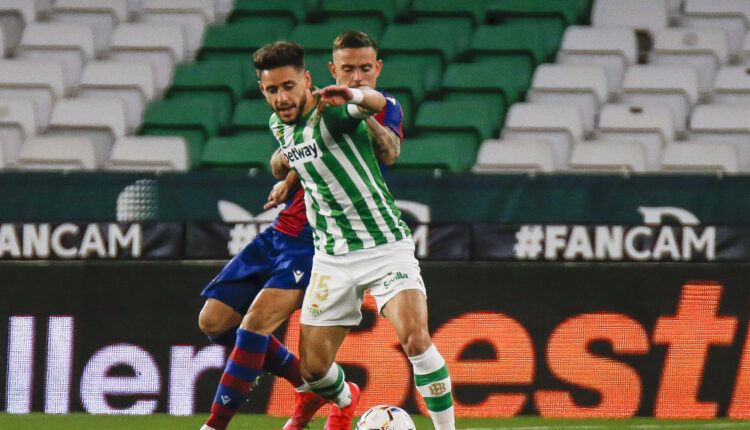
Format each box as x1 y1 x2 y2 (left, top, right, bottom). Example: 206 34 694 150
264 169 301 210
366 117 401 166
313 85 386 116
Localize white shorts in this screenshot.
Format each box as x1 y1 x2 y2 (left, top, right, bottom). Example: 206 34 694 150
300 238 427 326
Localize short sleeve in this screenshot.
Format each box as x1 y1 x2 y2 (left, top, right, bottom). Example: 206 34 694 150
377 95 404 140
322 105 363 135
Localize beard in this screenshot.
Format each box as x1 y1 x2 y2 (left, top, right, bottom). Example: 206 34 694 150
276 93 307 125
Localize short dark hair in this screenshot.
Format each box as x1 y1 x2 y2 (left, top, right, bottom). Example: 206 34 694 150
333 31 378 52
253 41 305 72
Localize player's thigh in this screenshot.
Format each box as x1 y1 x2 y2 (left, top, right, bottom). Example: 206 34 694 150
199 298 243 336
299 324 349 379
381 289 429 338
242 287 305 335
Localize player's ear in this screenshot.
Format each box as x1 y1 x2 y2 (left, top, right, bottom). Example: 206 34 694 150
328 61 336 79
374 58 383 76
304 69 312 88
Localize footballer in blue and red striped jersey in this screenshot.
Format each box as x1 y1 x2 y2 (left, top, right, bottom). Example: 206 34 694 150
198 32 405 430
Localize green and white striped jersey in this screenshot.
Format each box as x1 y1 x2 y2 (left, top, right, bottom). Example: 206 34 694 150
270 103 410 255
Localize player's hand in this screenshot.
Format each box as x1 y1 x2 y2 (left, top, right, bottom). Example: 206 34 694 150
313 85 353 112
264 181 290 210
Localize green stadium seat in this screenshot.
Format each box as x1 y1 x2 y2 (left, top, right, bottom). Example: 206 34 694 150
441 59 532 110
380 54 442 96
485 0 584 26
202 133 278 169
396 134 478 173
168 61 246 129
409 0 485 25
470 23 549 67
140 98 221 167
414 100 499 142
505 17 565 57
226 16 296 36
381 22 470 67
229 0 312 25
306 52 336 87
232 99 273 131
377 56 431 132
288 20 383 54
319 0 403 24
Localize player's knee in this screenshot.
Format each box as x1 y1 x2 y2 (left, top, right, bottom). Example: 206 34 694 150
198 309 227 337
401 328 432 357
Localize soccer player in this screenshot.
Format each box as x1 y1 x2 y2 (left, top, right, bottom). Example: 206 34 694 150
257 41 456 430
198 33 405 430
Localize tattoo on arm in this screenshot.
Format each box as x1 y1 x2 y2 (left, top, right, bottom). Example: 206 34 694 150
366 117 401 166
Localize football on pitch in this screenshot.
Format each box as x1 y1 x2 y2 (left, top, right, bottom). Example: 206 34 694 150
355 405 416 430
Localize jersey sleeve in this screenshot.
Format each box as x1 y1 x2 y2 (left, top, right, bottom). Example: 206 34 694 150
321 104 365 135
376 95 404 140
268 113 285 148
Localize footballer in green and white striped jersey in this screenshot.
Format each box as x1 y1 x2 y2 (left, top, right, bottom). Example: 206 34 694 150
270 102 410 256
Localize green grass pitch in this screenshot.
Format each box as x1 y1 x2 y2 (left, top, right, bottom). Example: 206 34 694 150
0 414 748 430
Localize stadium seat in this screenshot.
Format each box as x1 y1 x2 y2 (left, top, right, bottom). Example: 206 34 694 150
0 0 37 53
527 64 608 133
592 0 669 40
470 24 549 70
0 98 36 164
79 61 156 132
597 104 674 170
0 60 65 128
395 135 478 173
305 52 336 88
139 0 216 59
140 98 220 167
621 65 699 133
650 28 730 97
377 57 428 131
201 133 277 169
661 141 740 173
15 23 95 90
410 0 484 25
713 66 750 106
228 0 309 26
441 59 531 112
15 136 98 171
232 98 272 132
689 105 750 168
46 98 127 164
109 23 186 95
743 33 750 65
380 22 468 68
168 61 246 130
105 136 190 172
288 21 383 54
414 100 499 143
485 0 586 26
501 103 585 168
683 0 750 58
557 26 638 98
319 0 403 25
50 0 129 55
0 24 5 57
472 139 558 173
568 140 648 173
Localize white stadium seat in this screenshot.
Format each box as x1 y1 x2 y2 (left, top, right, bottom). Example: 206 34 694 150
473 139 558 173
622 65 699 134
139 0 216 59
650 28 730 97
0 98 36 164
597 104 674 170
79 61 156 132
668 0 684 18
689 105 750 168
569 140 648 173
713 66 750 106
15 136 98 171
109 23 185 94
661 141 740 173
50 0 129 55
106 136 189 172
0 0 37 55
502 103 585 168
0 60 65 128
214 0 234 22
557 26 637 98
683 0 750 58
0 27 5 57
527 64 608 133
46 98 126 165
592 0 669 37
15 23 96 91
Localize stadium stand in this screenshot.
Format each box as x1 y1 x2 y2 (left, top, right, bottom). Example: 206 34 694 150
597 104 675 170
0 60 65 128
568 140 648 173
689 105 750 168
682 0 749 58
0 0 37 53
138 0 217 59
0 98 36 163
661 141 741 173
472 139 557 174
713 66 750 106
15 136 99 171
106 136 190 172
49 0 129 55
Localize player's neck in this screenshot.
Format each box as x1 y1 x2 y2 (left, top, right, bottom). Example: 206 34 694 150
301 92 318 117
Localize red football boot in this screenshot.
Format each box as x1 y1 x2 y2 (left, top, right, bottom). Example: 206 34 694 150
323 382 361 430
282 391 327 430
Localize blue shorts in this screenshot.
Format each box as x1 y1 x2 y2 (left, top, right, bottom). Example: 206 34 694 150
201 226 314 315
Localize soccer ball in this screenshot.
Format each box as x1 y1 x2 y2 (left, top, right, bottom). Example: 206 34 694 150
356 405 416 430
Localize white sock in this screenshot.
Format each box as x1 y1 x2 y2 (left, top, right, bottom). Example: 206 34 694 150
304 363 352 408
410 345 455 430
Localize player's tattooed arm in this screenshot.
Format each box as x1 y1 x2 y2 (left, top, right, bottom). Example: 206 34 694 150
314 85 386 115
366 116 401 166
270 148 290 180
264 169 301 209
